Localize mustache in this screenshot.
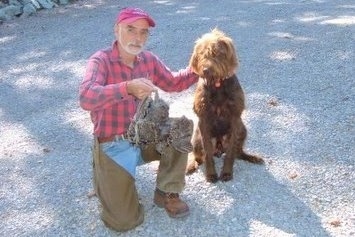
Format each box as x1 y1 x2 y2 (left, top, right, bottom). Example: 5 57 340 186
128 42 143 48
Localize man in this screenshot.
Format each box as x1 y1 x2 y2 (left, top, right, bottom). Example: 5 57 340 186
79 7 198 231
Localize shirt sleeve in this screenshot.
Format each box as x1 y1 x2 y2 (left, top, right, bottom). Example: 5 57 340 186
79 51 129 111
147 52 199 92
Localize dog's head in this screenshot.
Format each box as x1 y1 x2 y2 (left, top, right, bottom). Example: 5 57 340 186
189 28 239 87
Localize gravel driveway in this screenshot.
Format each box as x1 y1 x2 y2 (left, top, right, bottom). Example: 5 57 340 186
0 0 354 236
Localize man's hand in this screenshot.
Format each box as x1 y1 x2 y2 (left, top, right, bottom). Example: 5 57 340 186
126 78 157 100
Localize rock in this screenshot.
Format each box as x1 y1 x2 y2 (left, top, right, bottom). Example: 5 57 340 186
0 0 73 21
37 0 54 9
22 2 37 17
9 0 22 6
28 0 41 9
0 5 22 20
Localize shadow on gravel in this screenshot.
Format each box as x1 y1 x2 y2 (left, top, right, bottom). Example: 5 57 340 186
180 160 330 236
131 159 331 236
223 162 330 236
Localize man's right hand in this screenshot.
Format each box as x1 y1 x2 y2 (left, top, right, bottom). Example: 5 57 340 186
126 78 157 100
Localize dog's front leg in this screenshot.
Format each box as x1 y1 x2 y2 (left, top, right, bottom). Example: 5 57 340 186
199 120 218 183
220 134 235 181
220 151 235 182
220 119 245 181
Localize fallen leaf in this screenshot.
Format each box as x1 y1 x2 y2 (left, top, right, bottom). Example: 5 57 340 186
329 219 341 227
87 190 96 198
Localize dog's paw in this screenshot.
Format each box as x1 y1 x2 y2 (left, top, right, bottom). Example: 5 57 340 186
186 153 199 174
186 160 198 175
206 174 219 183
219 172 233 182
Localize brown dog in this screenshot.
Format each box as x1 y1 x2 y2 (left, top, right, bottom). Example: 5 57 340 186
187 29 264 183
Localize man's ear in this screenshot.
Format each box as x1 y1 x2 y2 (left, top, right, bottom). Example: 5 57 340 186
114 23 120 35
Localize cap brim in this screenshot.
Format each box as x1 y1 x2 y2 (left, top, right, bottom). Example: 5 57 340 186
119 16 155 27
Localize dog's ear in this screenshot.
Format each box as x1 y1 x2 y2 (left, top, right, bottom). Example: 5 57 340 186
189 35 205 74
224 40 239 70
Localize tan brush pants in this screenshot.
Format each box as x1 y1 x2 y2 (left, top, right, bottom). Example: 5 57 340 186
92 138 188 231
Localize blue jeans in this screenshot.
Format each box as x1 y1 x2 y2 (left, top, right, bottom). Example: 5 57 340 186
101 140 144 178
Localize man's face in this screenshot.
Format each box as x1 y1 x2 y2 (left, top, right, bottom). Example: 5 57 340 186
115 19 150 55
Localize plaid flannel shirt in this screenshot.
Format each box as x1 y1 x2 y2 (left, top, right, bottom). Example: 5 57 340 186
79 41 198 138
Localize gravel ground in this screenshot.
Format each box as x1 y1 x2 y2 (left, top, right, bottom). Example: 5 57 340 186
0 0 354 236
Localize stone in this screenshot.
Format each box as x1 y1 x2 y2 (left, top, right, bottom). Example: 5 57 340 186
0 0 72 21
22 2 36 17
36 0 54 9
0 5 22 20
9 0 22 6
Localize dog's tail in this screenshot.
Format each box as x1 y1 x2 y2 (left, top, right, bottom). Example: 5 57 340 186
239 151 264 164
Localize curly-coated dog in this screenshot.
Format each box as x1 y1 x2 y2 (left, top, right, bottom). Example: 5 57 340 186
186 28 264 183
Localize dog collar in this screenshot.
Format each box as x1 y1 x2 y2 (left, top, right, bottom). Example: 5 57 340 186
202 73 234 88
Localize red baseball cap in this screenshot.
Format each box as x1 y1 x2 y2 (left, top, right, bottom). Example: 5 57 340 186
116 7 155 27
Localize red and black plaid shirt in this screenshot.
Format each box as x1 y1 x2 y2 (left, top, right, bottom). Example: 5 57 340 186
79 41 198 137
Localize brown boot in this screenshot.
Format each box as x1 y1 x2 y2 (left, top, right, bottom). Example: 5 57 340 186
154 189 189 218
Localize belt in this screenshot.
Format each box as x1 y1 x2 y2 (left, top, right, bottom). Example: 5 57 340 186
97 134 128 144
